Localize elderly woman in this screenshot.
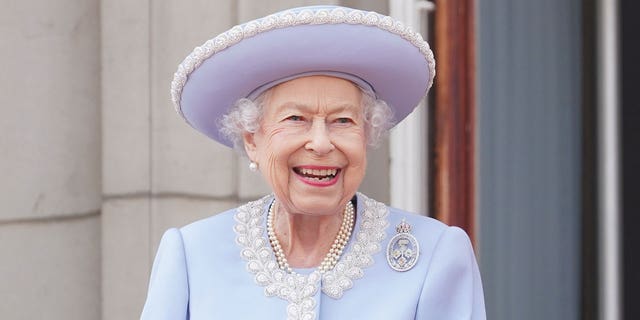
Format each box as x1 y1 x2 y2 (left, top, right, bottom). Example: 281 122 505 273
141 5 485 320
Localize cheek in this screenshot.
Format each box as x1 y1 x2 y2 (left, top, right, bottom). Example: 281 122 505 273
256 128 301 186
256 127 289 161
337 131 367 182
336 130 367 161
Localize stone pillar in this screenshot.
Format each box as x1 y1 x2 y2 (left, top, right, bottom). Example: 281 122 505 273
101 1 236 319
0 0 101 319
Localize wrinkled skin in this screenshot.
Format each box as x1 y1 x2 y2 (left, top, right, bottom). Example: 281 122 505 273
243 76 367 267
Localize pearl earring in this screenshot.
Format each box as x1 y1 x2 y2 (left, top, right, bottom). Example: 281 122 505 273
249 161 258 172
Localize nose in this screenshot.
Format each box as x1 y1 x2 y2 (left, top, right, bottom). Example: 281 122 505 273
305 119 335 155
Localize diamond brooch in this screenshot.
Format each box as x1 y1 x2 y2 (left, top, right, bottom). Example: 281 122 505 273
386 219 419 272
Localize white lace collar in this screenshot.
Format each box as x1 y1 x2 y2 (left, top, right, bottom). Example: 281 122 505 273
234 192 389 320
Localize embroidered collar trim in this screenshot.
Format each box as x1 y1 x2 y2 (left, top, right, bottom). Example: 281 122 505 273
233 193 389 320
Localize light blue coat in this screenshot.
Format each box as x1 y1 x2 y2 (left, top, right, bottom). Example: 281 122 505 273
141 194 486 319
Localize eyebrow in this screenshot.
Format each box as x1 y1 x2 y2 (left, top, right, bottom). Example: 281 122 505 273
276 102 360 114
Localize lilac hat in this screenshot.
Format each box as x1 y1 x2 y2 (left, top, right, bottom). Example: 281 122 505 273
171 5 435 147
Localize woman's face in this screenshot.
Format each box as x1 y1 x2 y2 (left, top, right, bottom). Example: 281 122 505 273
244 75 367 216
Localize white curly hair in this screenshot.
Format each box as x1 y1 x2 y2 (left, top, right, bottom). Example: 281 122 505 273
218 87 395 156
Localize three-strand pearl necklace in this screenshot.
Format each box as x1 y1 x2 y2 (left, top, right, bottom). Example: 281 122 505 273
266 200 355 274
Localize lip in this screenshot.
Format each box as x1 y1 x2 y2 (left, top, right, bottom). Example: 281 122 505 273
293 165 341 187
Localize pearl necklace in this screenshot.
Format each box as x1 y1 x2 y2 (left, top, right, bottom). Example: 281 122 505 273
266 200 355 274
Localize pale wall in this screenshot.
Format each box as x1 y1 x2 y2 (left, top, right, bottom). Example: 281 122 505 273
0 216 101 319
0 0 102 318
0 1 390 319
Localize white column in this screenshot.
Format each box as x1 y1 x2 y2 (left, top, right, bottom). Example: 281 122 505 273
597 0 622 319
388 0 435 214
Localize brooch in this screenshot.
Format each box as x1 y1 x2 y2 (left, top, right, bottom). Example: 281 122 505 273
386 219 420 271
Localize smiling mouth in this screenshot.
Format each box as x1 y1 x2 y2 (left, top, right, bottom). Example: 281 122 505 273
293 167 340 182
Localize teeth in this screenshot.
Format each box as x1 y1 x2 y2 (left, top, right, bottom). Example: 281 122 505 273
309 176 332 182
298 168 338 177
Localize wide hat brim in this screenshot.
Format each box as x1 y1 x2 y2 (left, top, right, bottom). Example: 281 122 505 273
171 6 435 147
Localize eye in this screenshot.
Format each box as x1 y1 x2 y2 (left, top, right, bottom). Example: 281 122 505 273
286 115 303 121
335 117 353 124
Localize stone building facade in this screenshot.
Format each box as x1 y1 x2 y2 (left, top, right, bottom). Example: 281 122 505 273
0 0 390 319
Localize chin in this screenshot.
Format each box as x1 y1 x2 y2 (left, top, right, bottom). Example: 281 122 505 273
287 193 353 216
